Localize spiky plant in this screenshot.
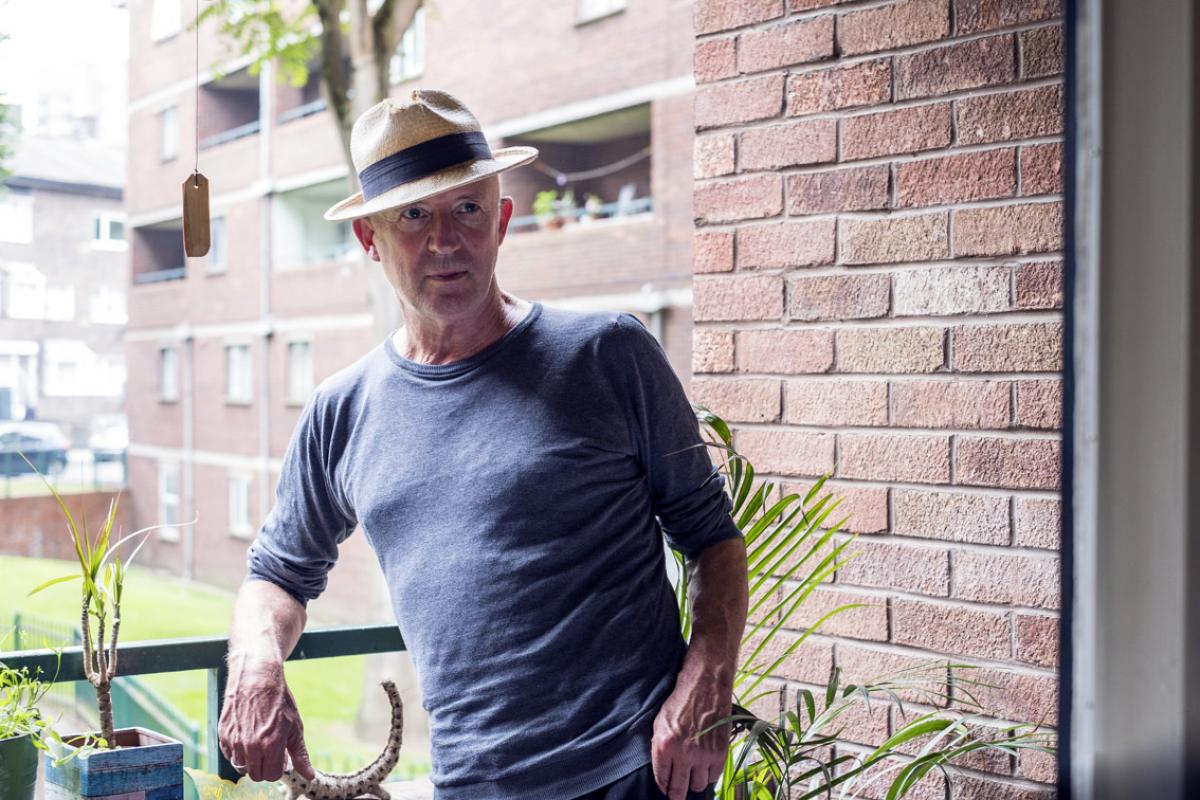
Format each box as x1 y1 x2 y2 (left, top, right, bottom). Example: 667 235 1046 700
673 408 1056 800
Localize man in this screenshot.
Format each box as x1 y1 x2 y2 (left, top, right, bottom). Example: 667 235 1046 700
218 90 749 800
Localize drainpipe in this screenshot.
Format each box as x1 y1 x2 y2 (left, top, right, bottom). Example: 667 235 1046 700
257 62 274 526
180 324 194 579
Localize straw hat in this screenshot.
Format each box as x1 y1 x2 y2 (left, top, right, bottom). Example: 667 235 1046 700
323 90 538 222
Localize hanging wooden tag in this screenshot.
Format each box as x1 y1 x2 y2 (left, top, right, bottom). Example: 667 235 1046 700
182 172 211 257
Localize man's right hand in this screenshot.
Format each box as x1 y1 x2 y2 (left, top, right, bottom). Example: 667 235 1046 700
218 655 316 783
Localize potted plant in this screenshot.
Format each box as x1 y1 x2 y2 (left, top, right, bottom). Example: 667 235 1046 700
22 455 186 800
533 190 563 230
0 661 52 800
675 409 1056 799
581 193 604 224
557 189 578 225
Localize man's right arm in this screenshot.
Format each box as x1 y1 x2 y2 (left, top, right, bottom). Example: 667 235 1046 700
218 579 317 783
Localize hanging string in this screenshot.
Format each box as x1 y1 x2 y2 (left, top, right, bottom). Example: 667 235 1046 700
530 146 651 186
193 0 200 188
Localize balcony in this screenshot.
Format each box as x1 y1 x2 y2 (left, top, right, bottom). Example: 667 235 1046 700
197 67 261 151
131 220 186 284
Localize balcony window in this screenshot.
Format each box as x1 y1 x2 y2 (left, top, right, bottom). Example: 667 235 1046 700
157 461 181 538
225 343 252 404
287 340 313 405
159 346 178 402
93 212 127 251
389 7 426 85
132 220 186 283
198 68 261 149
272 179 357 268
228 473 252 539
277 59 327 123
0 188 33 243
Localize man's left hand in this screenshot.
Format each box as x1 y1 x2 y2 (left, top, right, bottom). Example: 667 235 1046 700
650 665 731 800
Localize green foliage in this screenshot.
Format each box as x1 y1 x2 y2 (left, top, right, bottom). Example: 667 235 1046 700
680 407 1056 799
193 1 321 87
0 32 16 184
0 659 52 742
183 769 281 800
533 190 558 219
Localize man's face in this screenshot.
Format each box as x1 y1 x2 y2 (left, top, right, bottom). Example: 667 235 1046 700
352 176 514 324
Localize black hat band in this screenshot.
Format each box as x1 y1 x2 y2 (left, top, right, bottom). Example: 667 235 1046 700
358 131 494 202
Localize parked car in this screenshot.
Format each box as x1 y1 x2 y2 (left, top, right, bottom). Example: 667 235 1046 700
0 421 70 476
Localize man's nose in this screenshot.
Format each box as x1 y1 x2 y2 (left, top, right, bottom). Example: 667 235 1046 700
427 211 460 254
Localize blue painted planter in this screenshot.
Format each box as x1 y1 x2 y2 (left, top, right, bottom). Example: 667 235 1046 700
43 727 183 800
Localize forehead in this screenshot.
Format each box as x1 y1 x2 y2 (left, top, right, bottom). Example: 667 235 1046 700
420 176 499 205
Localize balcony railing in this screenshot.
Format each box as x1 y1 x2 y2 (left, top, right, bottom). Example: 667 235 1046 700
508 195 653 233
278 99 327 124
200 120 263 150
133 267 186 285
0 623 405 782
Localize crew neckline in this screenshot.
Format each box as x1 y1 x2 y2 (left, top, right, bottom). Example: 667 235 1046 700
383 302 543 379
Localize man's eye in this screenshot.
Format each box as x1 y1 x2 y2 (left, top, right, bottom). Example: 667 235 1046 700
460 202 480 214
401 208 424 220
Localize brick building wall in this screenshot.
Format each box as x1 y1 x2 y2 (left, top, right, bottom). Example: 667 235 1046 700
691 0 1062 795
0 491 130 562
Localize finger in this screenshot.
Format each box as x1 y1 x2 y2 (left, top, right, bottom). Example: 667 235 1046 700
651 752 672 795
287 727 317 781
668 763 691 800
259 741 288 783
246 746 267 783
706 761 724 787
690 765 710 792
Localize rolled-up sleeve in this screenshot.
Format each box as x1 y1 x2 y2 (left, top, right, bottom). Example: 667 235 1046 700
245 389 357 607
612 313 743 558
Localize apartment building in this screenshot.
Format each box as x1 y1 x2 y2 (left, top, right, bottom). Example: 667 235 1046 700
124 0 697 611
0 137 127 444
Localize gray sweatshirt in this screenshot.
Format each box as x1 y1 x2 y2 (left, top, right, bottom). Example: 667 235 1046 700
246 304 742 800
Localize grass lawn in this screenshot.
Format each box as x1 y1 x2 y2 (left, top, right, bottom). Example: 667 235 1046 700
0 556 427 775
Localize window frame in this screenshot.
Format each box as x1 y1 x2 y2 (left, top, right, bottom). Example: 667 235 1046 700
225 342 253 405
227 472 253 539
159 345 179 403
157 461 181 540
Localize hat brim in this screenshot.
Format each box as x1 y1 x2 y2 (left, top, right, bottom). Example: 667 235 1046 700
323 146 539 222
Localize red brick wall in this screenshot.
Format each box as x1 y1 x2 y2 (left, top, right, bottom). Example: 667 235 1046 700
692 0 1062 794
0 492 131 562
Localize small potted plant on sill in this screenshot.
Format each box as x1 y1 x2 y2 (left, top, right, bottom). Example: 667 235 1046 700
22 454 188 800
0 659 53 800
580 193 604 224
533 190 563 230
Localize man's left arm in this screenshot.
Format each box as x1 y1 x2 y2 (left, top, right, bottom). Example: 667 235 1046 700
651 536 748 800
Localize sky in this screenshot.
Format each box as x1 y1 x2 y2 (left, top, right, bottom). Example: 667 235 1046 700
0 0 129 146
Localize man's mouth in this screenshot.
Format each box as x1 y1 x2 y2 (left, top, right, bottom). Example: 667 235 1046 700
429 271 467 282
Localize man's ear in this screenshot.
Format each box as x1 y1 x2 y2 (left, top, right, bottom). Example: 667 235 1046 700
496 197 515 246
352 217 379 260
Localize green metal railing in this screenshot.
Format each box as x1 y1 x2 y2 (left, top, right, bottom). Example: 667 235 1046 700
0 624 406 781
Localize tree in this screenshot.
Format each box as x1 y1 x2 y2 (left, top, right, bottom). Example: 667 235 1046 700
0 33 17 184
196 0 422 184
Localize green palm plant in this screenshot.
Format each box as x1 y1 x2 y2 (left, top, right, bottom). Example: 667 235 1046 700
673 408 1055 799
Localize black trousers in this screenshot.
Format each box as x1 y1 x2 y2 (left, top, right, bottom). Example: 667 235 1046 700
572 762 717 800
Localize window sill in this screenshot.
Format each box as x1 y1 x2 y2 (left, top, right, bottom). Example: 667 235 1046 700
229 527 254 541
159 396 179 404
575 7 625 27
225 397 253 407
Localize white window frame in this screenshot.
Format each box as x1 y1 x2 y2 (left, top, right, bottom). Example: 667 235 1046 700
6 273 46 320
150 0 182 42
206 216 227 274
388 7 425 85
577 0 626 23
225 342 252 404
89 286 128 325
228 472 253 539
286 338 314 406
0 189 33 244
160 106 178 162
92 212 127 251
159 346 178 402
157 461 181 540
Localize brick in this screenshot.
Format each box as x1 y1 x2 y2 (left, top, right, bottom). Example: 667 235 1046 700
787 58 892 116
814 692 891 746
837 433 951 483
741 628 835 683
952 550 1060 608
839 213 949 265
1021 24 1064 78
842 103 952 160
789 0 849 10
953 773 1057 800
838 0 950 56
695 73 785 129
891 379 1011 429
787 165 890 215
839 538 950 596
952 322 1062 372
693 36 736 83
781 480 889 534
736 428 835 476
953 667 1059 727
693 230 733 273
787 273 890 321
896 34 1015 100
695 174 783 223
956 435 1061 490
693 329 735 373
836 326 946 373
695 0 783 34
893 488 1010 544
1015 496 1060 550
1017 747 1059 783
893 599 1011 659
838 643 951 705
953 202 1063 256
691 378 782 423
737 219 836 269
896 148 1017 207
856 761 948 800
894 717 1013 774
1020 142 1063 195
957 84 1064 145
693 134 735 180
737 328 834 373
784 379 888 426
893 265 1011 315
785 585 888 642
739 119 837 171
955 0 1062 35
738 16 834 74
1015 613 1059 668
694 275 784 321
1015 260 1063 309
1015 379 1061 429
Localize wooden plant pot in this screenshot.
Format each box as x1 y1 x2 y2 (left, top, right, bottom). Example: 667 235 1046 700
43 727 183 800
0 732 38 800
